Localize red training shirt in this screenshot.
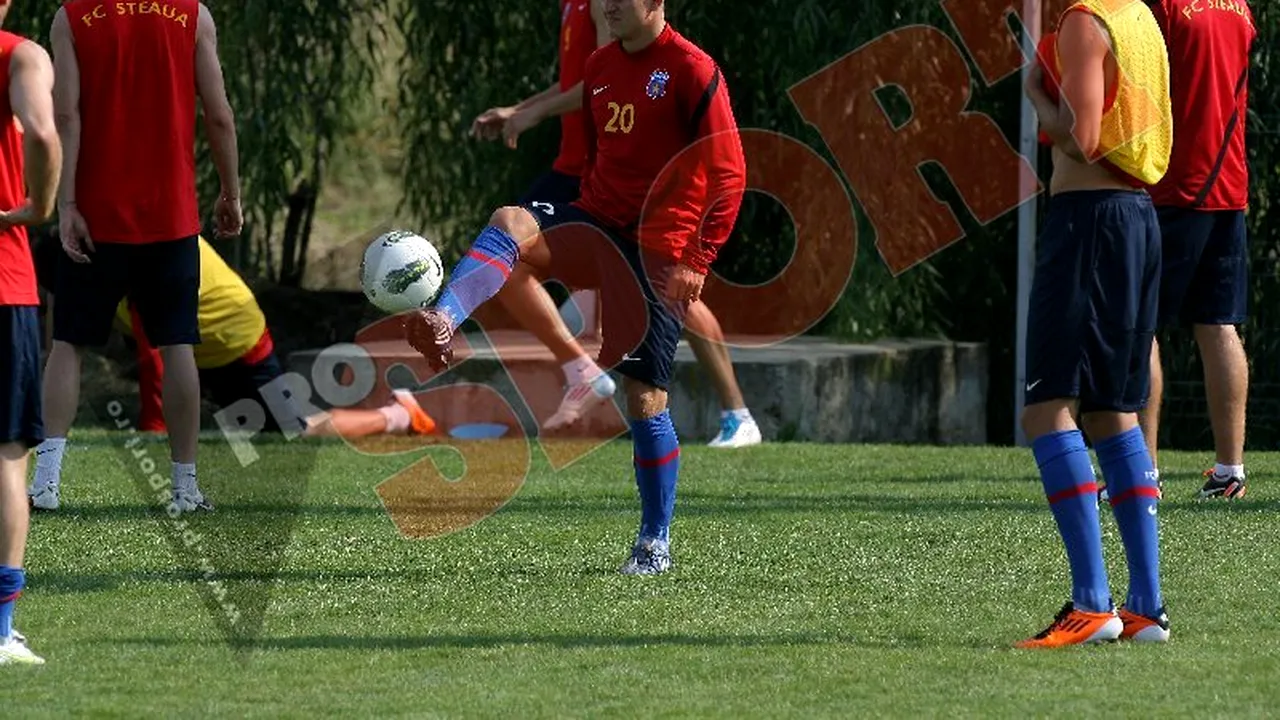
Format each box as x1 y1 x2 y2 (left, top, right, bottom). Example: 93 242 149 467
1148 0 1256 210
575 24 746 275
0 32 36 306
67 0 201 243
554 0 596 177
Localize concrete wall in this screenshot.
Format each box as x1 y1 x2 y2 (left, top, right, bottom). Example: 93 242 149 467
286 335 987 445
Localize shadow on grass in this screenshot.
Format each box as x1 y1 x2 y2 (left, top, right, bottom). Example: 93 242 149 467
107 629 877 652
32 491 1280 527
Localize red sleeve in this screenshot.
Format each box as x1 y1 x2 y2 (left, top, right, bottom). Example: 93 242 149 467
581 51 601 183
684 59 746 275
130 304 167 433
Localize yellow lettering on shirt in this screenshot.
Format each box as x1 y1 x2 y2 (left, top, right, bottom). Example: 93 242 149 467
604 102 636 134
1182 0 1249 20
81 4 107 27
100 1 188 28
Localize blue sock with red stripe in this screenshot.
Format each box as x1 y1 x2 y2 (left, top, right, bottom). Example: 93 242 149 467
1032 430 1111 613
632 412 680 541
0 566 24 640
435 226 519 331
1096 426 1162 617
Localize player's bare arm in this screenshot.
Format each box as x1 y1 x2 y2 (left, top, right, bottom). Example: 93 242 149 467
194 3 242 237
50 8 92 263
493 0 612 148
0 40 61 230
1026 11 1109 163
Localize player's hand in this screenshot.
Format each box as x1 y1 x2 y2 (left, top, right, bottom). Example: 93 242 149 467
470 106 515 141
214 193 243 238
502 108 541 149
58 204 95 264
665 264 706 305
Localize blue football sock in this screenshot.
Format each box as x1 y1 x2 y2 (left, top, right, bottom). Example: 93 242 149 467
1032 430 1111 613
0 566 24 640
632 412 680 542
435 226 518 330
1096 426 1162 617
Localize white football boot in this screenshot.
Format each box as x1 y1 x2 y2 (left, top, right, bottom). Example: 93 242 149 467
708 413 762 449
0 630 45 666
26 479 59 511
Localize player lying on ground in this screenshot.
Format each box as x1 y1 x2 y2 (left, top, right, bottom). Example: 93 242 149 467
1136 0 1256 500
0 4 62 666
37 0 242 515
25 236 438 512
407 0 746 574
1019 0 1171 648
470 0 761 448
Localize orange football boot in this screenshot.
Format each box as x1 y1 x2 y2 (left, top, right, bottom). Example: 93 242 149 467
1118 607 1170 643
1016 602 1122 649
392 389 437 435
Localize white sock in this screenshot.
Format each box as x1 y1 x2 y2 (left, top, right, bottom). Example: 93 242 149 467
1215 463 1244 479
562 355 600 386
722 408 752 422
33 438 67 487
172 462 197 491
379 403 411 434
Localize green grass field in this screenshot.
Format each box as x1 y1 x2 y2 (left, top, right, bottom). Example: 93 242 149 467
3 433 1278 717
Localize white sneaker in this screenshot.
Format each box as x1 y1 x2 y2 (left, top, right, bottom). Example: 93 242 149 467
543 373 617 431
27 481 59 511
708 414 762 448
0 631 45 666
171 484 214 513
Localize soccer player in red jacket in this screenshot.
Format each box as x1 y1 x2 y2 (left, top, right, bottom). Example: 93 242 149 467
1139 0 1255 499
407 0 746 574
469 0 761 448
0 3 62 664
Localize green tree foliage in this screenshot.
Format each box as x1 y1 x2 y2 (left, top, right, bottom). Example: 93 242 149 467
5 0 388 279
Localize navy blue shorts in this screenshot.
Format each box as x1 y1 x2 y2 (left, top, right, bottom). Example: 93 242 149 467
53 236 200 348
0 306 44 448
1156 207 1247 327
521 201 688 390
518 170 581 206
1025 190 1161 413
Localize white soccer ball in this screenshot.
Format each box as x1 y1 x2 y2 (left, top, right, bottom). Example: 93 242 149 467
360 230 445 315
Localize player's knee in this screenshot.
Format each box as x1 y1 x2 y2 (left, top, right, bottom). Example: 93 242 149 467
1192 323 1240 350
623 378 667 420
1080 411 1136 443
490 206 537 240
1021 400 1075 442
50 340 82 360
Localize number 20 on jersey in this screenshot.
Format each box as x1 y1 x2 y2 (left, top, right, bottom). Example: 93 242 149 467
605 102 635 134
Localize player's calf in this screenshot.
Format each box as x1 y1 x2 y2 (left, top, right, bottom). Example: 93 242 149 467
407 207 544 368
624 380 680 575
